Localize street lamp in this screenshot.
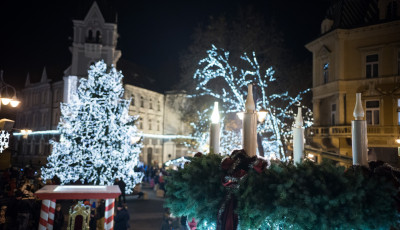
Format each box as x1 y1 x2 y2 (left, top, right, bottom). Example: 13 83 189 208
0 70 20 108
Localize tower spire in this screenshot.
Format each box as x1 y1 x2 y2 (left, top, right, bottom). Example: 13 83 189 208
40 67 48 83
25 72 30 87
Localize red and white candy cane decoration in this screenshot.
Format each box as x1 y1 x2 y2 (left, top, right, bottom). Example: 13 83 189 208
104 198 115 230
39 199 50 230
47 200 56 230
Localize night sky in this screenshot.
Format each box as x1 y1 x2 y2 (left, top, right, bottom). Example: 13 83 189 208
0 0 330 92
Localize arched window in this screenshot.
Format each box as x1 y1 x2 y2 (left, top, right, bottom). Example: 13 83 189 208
323 62 329 84
139 117 143 129
149 119 152 130
96 30 102 43
88 30 93 42
158 101 161 111
30 139 35 155
39 138 45 155
157 120 160 131
23 139 28 155
140 96 144 108
131 94 135 106
147 148 153 165
149 99 153 109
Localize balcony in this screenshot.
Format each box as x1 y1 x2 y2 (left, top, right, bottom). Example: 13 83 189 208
309 125 400 137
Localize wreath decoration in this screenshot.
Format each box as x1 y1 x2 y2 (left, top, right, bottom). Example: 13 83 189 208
165 150 399 229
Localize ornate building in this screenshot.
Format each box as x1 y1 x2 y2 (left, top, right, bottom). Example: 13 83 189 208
306 0 400 166
12 2 191 168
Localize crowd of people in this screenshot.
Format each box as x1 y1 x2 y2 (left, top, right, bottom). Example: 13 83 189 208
0 165 45 230
0 163 193 230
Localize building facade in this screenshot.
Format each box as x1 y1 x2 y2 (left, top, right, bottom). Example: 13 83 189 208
305 0 400 166
12 2 191 168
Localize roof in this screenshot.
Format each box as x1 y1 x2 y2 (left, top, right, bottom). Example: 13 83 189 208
325 0 379 30
74 0 117 23
34 185 121 200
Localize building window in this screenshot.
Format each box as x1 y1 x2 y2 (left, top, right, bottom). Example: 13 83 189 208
131 94 135 106
149 119 152 130
366 100 380 125
41 113 46 127
397 99 400 125
331 104 336 125
323 63 329 84
140 96 144 108
158 101 161 111
96 31 102 43
366 54 379 78
157 120 160 131
139 117 143 129
386 1 398 19
149 99 153 109
397 51 400 75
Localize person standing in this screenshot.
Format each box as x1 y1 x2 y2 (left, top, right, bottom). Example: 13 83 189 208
15 190 32 230
114 203 129 230
96 199 105 230
115 178 126 203
53 204 64 230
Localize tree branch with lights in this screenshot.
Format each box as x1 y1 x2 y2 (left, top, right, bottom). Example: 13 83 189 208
191 45 312 159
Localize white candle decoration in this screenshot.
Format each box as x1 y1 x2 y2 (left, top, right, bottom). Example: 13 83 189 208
210 102 220 154
242 84 258 157
293 107 304 164
352 93 368 166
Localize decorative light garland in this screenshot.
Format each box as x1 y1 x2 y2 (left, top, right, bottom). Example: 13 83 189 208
13 130 195 140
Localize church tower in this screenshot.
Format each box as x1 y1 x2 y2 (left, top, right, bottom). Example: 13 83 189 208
64 1 121 77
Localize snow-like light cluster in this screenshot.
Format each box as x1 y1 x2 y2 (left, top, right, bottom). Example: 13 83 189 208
42 61 143 193
0 131 10 153
193 45 313 159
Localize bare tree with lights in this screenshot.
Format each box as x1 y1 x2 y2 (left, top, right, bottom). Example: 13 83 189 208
192 45 312 159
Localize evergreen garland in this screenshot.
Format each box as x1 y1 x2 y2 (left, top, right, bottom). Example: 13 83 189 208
165 153 399 230
165 153 225 227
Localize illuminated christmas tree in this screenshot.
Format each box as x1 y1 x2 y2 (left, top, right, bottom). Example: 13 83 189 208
42 61 143 193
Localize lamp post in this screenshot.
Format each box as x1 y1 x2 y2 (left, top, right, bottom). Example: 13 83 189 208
209 101 220 154
0 70 20 108
0 70 20 154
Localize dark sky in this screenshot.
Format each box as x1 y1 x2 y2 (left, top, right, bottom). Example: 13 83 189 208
0 0 330 92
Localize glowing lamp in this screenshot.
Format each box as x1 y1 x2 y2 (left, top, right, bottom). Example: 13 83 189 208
396 137 400 144
1 98 11 105
257 110 268 123
10 99 20 107
307 153 314 159
237 112 244 120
